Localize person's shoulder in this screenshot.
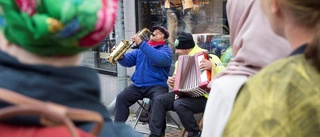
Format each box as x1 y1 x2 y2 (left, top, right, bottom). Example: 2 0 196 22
257 55 305 76
207 53 219 60
157 44 172 50
225 55 320 137
158 43 170 47
246 55 315 90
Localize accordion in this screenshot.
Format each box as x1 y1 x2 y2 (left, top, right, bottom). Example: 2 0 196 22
173 51 211 97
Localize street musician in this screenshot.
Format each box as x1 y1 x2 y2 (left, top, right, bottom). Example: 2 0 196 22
114 26 173 123
148 32 225 137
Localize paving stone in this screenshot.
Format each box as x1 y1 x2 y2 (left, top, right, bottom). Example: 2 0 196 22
126 114 187 137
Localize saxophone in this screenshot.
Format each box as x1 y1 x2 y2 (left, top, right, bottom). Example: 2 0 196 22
107 28 152 64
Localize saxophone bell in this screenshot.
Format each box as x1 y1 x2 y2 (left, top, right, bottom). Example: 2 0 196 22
107 28 152 65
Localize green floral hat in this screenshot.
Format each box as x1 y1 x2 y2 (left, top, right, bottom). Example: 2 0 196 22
0 0 118 56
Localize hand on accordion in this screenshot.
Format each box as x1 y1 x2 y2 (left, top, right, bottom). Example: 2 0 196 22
199 58 212 71
167 75 176 89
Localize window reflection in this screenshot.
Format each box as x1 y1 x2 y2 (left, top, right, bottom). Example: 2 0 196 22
80 31 118 75
96 36 117 73
138 0 231 64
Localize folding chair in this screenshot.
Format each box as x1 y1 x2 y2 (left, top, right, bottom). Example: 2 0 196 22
166 111 181 129
133 98 181 130
133 98 150 129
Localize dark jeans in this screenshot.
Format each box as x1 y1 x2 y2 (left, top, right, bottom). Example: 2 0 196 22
149 92 207 136
114 84 168 122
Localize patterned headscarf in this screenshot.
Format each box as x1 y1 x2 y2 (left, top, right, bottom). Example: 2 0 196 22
0 0 118 56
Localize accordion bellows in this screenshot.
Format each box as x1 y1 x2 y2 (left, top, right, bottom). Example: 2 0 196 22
173 51 211 97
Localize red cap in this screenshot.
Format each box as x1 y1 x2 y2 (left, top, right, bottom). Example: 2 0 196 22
152 26 169 39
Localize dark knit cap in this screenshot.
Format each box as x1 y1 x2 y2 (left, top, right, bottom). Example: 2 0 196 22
175 32 195 49
152 26 169 39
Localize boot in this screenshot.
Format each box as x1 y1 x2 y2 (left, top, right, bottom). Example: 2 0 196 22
149 133 165 137
187 131 201 137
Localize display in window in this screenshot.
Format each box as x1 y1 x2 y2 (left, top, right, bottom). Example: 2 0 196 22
139 1 166 31
163 0 194 46
137 0 230 66
194 34 230 61
138 0 228 46
95 36 117 72
99 37 116 62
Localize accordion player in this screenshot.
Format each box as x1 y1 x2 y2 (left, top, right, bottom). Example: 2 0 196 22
173 51 211 97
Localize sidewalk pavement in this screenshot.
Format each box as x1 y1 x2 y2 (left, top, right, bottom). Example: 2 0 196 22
125 113 187 137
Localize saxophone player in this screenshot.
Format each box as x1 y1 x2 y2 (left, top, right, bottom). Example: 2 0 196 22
114 26 173 122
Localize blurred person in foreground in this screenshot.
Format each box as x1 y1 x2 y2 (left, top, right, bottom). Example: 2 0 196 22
0 0 141 137
201 0 292 136
114 26 172 122
222 0 320 136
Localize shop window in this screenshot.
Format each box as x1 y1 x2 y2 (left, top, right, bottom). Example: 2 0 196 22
80 29 117 76
137 0 231 65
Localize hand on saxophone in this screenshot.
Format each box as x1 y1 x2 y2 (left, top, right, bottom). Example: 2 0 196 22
167 75 176 89
131 35 143 46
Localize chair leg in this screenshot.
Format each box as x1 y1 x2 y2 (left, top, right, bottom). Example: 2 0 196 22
180 115 204 137
167 112 181 129
133 101 145 129
198 117 204 131
181 129 187 137
137 100 150 115
171 117 181 128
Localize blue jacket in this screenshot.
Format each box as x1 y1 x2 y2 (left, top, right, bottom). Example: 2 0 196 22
118 41 172 87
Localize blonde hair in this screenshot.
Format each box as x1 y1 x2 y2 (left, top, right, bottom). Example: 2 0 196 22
280 0 320 72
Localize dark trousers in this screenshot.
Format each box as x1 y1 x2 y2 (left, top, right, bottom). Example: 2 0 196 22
149 92 207 136
114 84 168 122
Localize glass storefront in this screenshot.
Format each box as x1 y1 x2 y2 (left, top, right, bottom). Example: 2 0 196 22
80 29 117 76
137 0 230 64
81 0 231 75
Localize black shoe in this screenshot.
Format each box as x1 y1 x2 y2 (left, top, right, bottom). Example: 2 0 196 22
149 133 165 137
187 131 201 137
